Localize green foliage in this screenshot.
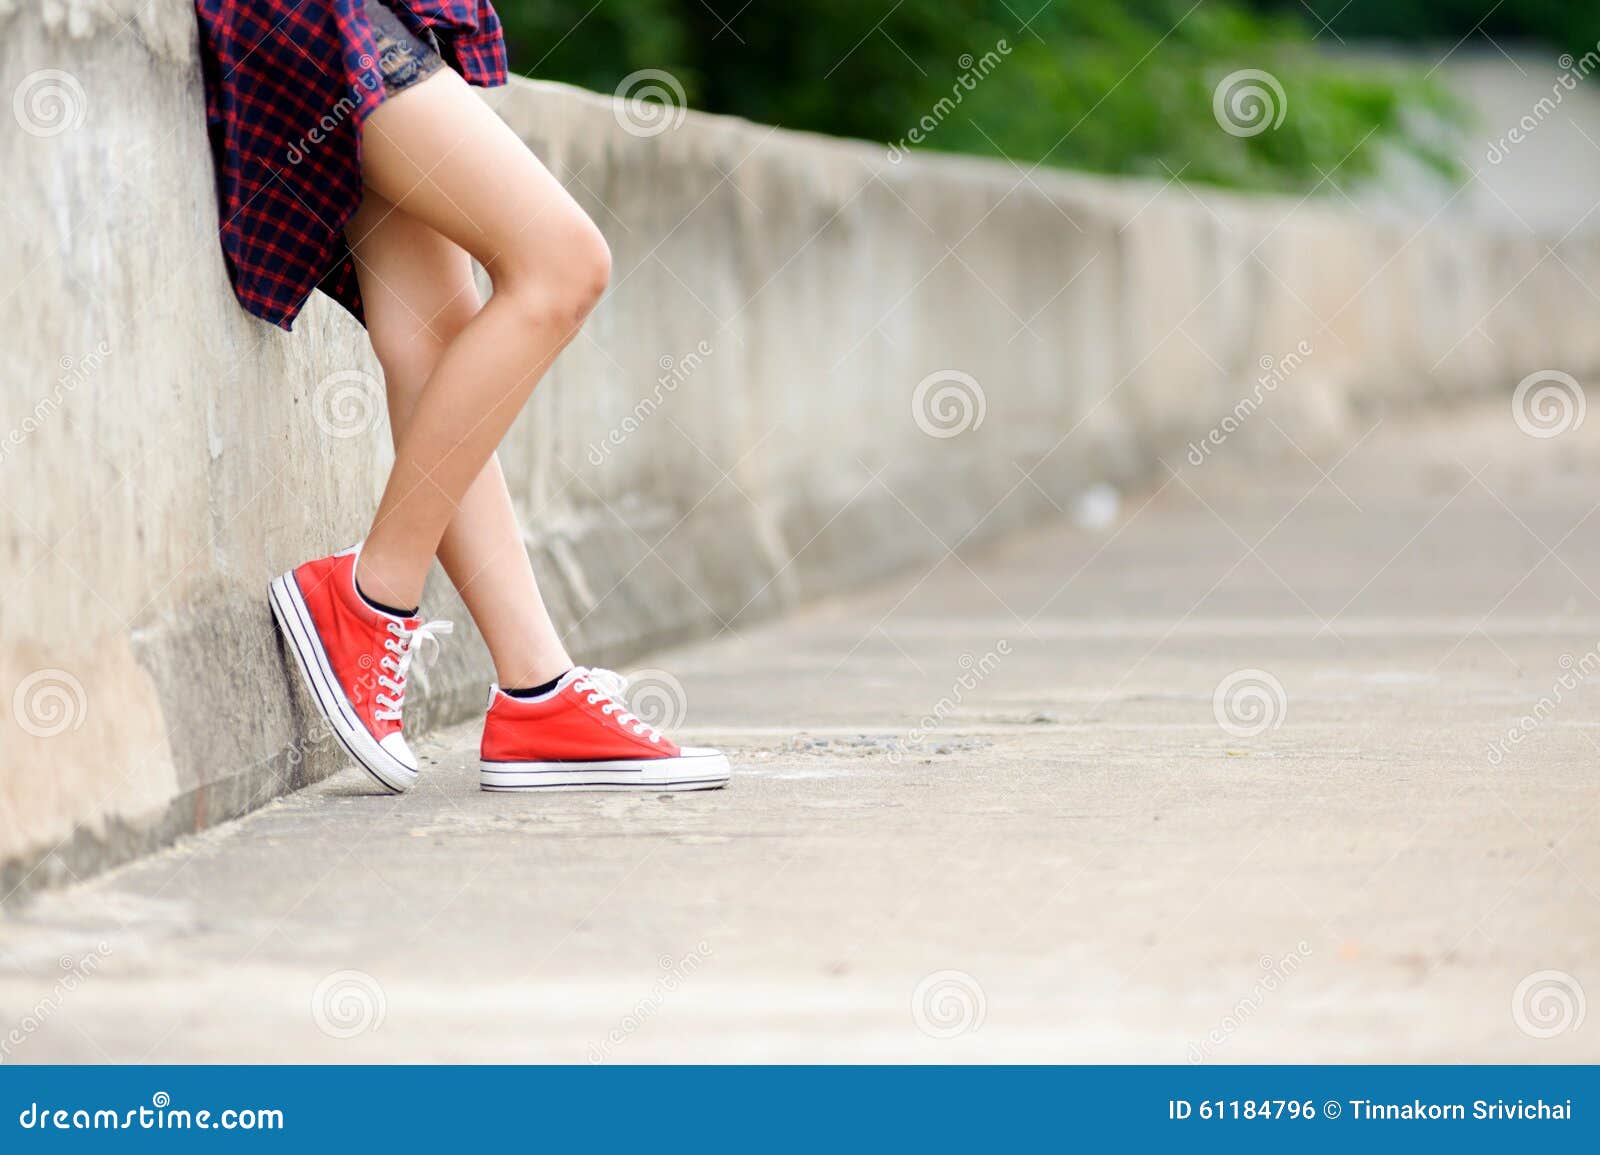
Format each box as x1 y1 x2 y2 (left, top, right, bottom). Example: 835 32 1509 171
495 0 1468 194
1248 0 1592 56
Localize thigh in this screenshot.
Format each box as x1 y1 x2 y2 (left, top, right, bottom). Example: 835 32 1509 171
347 190 480 359
356 68 593 287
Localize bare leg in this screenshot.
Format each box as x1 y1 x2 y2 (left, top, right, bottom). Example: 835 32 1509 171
347 191 571 687
350 68 611 613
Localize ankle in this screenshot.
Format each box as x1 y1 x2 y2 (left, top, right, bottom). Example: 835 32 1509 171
353 554 423 616
354 576 417 620
496 656 574 693
500 669 571 699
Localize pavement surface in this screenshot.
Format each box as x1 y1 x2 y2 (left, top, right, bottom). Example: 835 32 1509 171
2 400 1598 1063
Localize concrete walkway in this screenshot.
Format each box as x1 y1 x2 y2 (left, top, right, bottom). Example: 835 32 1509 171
2 401 1597 1063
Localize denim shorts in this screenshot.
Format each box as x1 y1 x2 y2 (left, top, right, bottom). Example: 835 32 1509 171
367 0 446 95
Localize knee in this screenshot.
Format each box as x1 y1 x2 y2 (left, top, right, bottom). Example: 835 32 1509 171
371 301 473 372
492 210 611 334
370 295 479 413
562 216 612 318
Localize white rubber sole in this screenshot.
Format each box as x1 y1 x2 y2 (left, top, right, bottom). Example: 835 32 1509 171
268 571 417 794
480 748 731 792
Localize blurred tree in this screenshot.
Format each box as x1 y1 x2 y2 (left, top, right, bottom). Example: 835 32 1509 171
1246 1 1591 54
495 0 1466 193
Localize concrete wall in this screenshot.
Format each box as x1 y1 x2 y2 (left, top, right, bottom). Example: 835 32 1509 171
4 1 1598 898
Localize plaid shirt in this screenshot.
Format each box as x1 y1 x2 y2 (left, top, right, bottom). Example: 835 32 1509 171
195 1 507 330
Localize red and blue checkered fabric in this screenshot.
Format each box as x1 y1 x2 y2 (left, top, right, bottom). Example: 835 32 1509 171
194 1 507 330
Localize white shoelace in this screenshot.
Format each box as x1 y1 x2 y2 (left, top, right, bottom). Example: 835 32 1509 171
374 618 454 721
575 667 663 743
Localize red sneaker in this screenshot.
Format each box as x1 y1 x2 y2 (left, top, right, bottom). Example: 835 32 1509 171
479 668 730 792
268 545 452 793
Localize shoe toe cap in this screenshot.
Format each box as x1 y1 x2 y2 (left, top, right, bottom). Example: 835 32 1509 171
379 732 419 772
